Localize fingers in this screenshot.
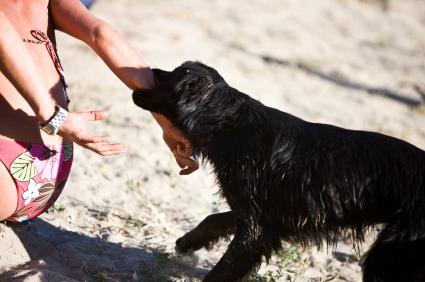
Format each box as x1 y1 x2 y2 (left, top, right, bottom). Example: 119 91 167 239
163 130 193 157
84 142 127 156
74 133 125 156
173 150 199 175
79 135 111 144
162 128 198 174
176 142 193 158
84 111 108 122
179 162 199 175
60 111 125 156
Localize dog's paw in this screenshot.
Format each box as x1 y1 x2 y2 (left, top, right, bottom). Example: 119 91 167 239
175 236 195 254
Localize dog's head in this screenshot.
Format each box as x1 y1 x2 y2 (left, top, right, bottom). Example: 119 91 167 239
133 61 224 119
133 61 260 149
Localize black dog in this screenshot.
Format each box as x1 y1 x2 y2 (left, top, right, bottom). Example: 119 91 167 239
133 61 425 282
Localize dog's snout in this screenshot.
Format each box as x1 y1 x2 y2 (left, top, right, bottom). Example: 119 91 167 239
132 89 143 105
152 68 170 83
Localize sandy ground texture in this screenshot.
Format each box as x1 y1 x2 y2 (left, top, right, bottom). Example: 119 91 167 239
1 0 425 281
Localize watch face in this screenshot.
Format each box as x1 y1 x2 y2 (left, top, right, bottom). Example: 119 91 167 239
41 123 56 135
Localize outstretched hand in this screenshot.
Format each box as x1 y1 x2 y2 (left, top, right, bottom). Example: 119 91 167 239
162 125 199 175
58 111 126 156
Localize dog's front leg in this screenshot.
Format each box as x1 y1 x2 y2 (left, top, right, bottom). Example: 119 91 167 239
203 225 265 282
176 211 235 253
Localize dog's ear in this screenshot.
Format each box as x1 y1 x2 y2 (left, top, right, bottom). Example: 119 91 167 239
132 88 172 115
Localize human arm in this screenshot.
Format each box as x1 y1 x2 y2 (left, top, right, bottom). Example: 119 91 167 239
0 11 124 155
50 0 198 174
0 11 56 122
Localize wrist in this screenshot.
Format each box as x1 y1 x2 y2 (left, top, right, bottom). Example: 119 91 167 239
38 106 69 136
151 112 173 130
35 105 57 124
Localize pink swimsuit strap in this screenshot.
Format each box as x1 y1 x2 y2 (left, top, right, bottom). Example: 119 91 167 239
23 29 70 104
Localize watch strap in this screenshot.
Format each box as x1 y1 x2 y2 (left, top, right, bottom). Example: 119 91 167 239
39 106 69 135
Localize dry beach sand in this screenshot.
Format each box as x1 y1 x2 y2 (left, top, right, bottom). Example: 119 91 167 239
1 0 425 281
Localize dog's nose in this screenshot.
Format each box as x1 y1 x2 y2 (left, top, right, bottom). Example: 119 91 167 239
132 90 142 105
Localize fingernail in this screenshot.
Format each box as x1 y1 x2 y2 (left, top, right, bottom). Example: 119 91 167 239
189 153 200 161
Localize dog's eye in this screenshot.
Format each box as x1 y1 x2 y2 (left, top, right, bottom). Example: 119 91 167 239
186 69 190 73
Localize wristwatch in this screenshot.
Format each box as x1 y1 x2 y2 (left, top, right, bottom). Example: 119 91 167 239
39 106 69 135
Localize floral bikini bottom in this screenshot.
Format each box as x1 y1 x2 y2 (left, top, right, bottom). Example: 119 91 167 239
0 138 73 222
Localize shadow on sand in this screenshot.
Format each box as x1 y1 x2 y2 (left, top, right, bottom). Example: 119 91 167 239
0 218 207 281
232 46 425 108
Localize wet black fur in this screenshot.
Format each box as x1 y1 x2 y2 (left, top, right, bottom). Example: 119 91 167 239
133 61 425 282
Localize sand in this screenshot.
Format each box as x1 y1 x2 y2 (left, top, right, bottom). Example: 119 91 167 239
1 0 425 281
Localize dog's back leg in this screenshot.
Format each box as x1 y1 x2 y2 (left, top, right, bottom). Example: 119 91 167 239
362 215 425 282
176 211 235 254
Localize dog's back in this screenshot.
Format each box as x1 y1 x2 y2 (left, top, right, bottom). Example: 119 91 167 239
236 103 425 239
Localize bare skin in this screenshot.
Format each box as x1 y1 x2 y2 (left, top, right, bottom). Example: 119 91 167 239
0 0 198 220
